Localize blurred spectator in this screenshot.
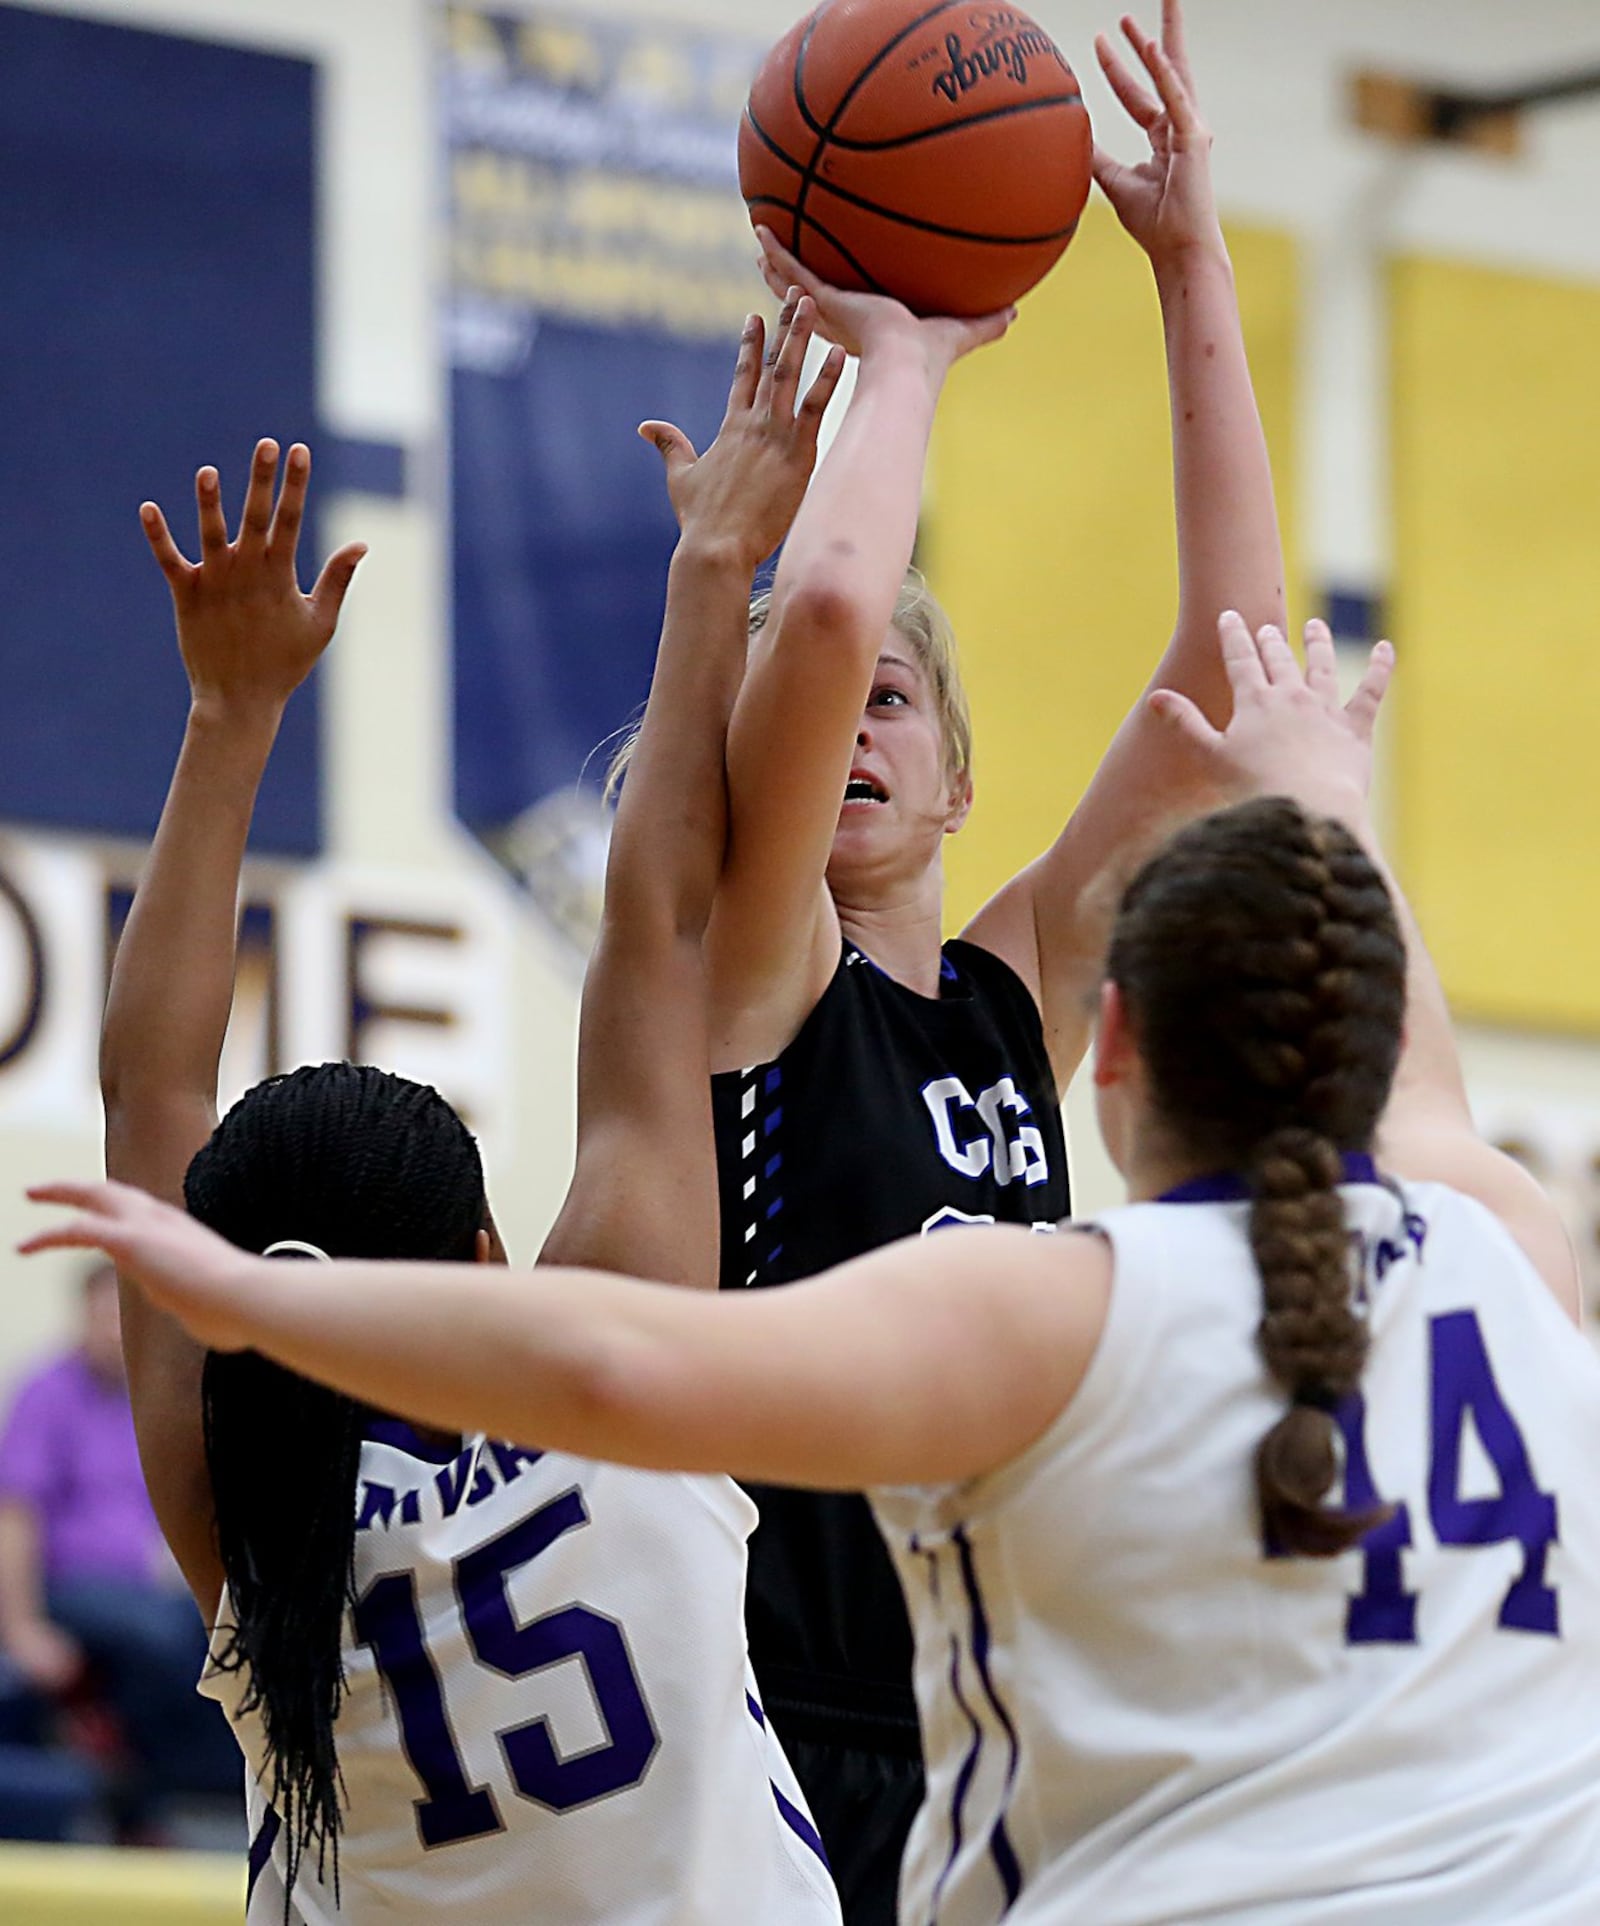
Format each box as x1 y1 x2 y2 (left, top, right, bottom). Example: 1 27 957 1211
0 1263 236 1839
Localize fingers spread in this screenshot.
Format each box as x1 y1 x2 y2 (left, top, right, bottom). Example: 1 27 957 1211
139 502 194 583
238 438 280 551
269 442 311 561
1216 609 1268 693
1138 27 1201 135
1254 621 1299 687
309 542 369 627
758 286 812 416
796 343 848 444
726 312 765 415
1096 30 1161 130
195 465 229 558
1345 639 1395 741
755 225 818 300
1302 616 1341 704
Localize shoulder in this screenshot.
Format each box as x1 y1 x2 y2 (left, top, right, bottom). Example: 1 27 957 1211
944 937 1042 1015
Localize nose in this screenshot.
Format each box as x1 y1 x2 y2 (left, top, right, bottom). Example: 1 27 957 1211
856 719 873 749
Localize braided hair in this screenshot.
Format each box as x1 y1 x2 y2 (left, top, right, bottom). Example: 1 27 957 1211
184 1062 486 1900
1106 796 1408 1558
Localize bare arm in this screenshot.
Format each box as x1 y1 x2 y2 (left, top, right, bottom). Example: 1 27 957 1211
0 1500 82 1692
101 442 363 1611
541 302 845 1285
1153 613 1582 1320
708 235 1013 1064
966 2 1286 1088
26 1184 1110 1493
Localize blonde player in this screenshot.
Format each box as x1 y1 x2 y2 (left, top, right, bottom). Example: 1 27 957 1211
90 299 844 1920
43 613 1600 1923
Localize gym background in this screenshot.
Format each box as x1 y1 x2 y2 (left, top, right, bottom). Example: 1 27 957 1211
0 5 1595 1901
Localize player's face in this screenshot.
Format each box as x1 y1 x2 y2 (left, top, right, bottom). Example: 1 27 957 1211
827 643 970 887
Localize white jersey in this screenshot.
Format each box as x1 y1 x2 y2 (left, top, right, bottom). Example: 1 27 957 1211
873 1169 1600 1924
201 1424 839 1924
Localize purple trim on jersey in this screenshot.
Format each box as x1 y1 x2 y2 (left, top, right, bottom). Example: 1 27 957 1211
365 1416 463 1464
1159 1152 1380 1206
747 1691 832 1871
918 1541 984 1926
247 1806 281 1904
953 1526 1024 1909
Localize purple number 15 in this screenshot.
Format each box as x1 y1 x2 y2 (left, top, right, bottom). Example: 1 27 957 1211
1339 1309 1560 1645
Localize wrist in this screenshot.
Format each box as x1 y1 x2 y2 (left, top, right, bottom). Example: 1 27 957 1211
670 534 761 582
1153 232 1234 294
186 691 287 745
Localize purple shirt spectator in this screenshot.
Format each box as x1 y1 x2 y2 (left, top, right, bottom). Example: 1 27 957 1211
0 1349 160 1588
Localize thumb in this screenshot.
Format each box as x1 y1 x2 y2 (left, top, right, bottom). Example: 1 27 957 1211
309 542 367 628
1146 686 1220 756
1091 144 1133 201
639 420 697 480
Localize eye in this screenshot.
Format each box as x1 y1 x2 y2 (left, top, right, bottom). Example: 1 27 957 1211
871 685 909 709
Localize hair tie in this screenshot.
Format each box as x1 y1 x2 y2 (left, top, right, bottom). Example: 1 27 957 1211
262 1239 331 1263
1293 1383 1342 1415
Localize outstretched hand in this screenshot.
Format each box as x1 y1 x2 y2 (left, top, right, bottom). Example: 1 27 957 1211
1148 611 1393 818
142 439 366 717
22 1180 263 1356
1092 1 1222 262
641 290 847 570
753 226 1014 374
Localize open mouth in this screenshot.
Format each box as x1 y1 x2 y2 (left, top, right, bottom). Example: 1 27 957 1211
843 777 888 805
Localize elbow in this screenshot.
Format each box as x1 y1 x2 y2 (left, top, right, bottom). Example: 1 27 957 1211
770 577 883 667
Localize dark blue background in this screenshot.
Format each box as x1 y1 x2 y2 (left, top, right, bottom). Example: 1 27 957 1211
452 321 736 830
0 5 321 852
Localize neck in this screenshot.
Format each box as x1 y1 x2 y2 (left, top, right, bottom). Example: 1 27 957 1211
1116 1118 1217 1206
832 872 947 997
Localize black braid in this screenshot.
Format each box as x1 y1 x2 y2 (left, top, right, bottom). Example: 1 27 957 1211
1108 797 1408 1558
185 1063 486 1906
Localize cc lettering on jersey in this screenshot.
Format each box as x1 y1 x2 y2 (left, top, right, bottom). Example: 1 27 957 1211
920 1074 1049 1188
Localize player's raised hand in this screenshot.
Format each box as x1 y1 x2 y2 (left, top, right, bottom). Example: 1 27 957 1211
640 291 848 570
1091 1 1221 263
21 1179 263 1356
754 226 1014 374
141 439 367 717
1147 611 1394 816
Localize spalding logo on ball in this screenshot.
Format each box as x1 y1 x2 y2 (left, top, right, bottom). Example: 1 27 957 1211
739 0 1093 317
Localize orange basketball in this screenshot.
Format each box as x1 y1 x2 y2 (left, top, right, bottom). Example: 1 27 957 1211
738 0 1092 317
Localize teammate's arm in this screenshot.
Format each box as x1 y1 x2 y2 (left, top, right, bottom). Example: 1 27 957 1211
26 1182 1111 1493
539 301 845 1287
966 0 1285 1090
709 234 1012 1063
1152 613 1583 1322
99 443 364 1609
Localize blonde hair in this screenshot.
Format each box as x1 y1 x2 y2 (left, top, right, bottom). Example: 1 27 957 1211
604 567 973 802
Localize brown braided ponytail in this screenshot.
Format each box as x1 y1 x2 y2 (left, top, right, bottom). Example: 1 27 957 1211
1107 796 1408 1558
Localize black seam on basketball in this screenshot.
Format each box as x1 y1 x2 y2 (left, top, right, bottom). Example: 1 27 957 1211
795 0 966 143
792 0 967 261
793 209 895 297
801 173 1082 247
745 104 810 179
815 89 1084 152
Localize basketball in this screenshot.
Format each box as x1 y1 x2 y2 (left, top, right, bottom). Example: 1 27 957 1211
738 0 1093 317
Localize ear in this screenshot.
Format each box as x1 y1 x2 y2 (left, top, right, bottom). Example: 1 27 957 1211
1093 978 1134 1089
943 771 974 835
474 1227 493 1265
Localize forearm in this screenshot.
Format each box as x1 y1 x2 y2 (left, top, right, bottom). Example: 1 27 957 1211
1156 238 1286 720
603 542 747 940
101 701 281 1135
0 1503 46 1637
769 338 935 644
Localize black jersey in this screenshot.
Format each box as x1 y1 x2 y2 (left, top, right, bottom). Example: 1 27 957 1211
711 937 1070 1755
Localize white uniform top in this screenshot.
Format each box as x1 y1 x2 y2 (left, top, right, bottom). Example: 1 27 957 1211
201 1426 839 1924
873 1167 1600 1925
